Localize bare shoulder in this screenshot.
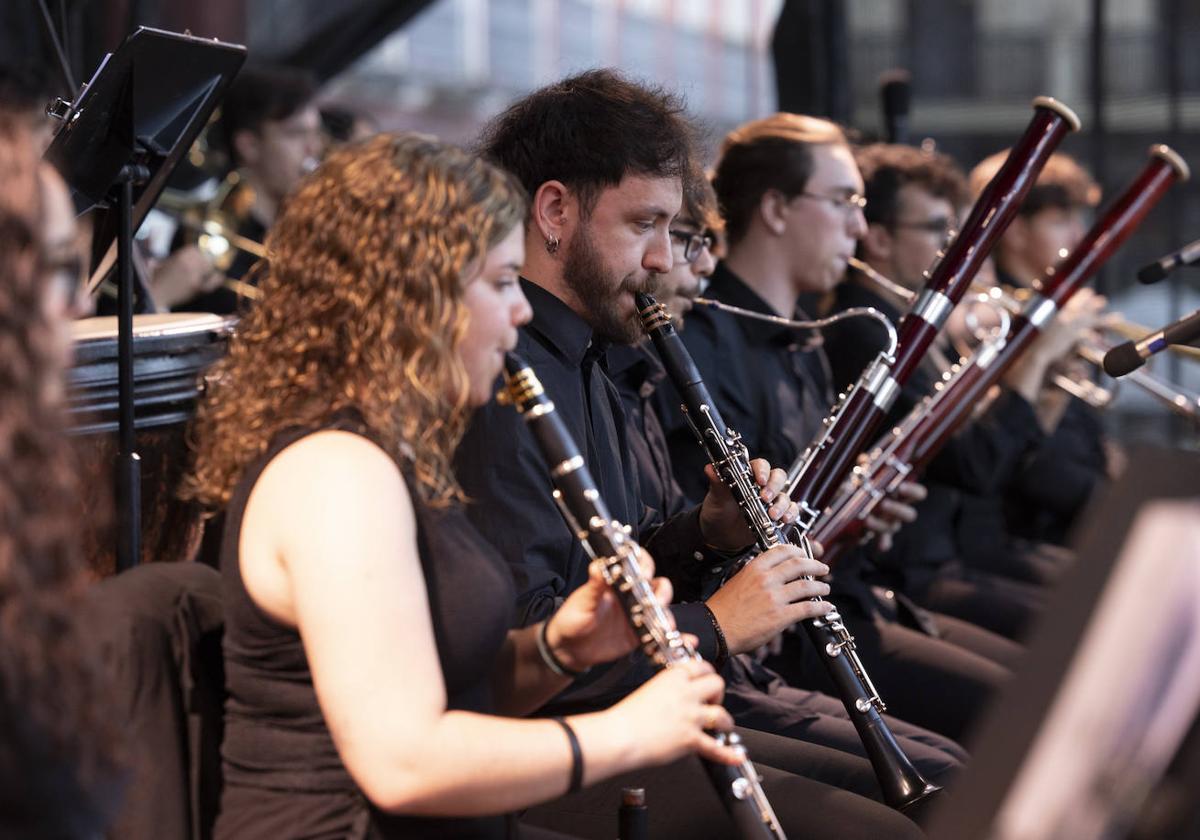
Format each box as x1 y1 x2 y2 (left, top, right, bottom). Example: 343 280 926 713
247 429 416 570
262 429 409 506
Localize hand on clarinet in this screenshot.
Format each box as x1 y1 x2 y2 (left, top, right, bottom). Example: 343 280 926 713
545 549 676 672
698 457 798 551
705 545 833 655
863 479 926 553
610 659 743 767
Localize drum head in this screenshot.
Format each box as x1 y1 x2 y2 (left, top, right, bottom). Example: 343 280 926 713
68 313 234 434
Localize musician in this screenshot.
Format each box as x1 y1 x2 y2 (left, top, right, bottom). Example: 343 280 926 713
175 64 324 314
820 143 1053 639
608 164 967 784
655 113 1019 742
454 70 926 838
0 110 120 837
969 151 1108 554
184 133 748 839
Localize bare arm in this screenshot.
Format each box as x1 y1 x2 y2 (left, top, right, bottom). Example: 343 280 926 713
242 431 736 817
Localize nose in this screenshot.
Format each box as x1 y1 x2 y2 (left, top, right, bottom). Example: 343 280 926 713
847 206 868 240
512 287 533 327
644 227 673 275
693 244 717 279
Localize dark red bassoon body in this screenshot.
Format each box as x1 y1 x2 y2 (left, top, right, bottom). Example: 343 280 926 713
787 97 1082 527
815 145 1190 562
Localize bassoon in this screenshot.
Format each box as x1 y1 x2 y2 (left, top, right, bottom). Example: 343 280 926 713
785 96 1081 529
814 145 1190 563
636 292 940 812
498 354 788 840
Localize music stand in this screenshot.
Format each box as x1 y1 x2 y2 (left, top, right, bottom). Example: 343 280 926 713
44 27 245 572
926 446 1200 840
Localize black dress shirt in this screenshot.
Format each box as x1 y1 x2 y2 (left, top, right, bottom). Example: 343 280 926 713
455 280 719 714
655 262 832 504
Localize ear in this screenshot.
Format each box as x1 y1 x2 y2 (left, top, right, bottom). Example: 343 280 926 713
233 129 261 169
861 222 894 264
759 189 790 237
530 180 574 250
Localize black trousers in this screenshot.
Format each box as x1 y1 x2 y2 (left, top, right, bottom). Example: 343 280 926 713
964 538 1075 587
765 598 1013 744
723 655 967 798
907 565 1046 641
521 729 926 840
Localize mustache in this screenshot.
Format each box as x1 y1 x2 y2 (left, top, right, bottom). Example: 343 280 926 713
620 273 660 297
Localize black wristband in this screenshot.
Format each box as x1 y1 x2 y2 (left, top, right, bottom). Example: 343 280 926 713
701 604 730 669
552 716 584 794
537 618 588 679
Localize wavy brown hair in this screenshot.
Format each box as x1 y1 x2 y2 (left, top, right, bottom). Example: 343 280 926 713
0 111 114 832
184 133 528 508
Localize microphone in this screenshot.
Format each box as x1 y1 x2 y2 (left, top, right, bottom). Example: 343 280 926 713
880 69 911 146
1137 237 1200 284
1102 307 1200 377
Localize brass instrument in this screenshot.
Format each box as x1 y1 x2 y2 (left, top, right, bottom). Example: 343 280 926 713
850 258 1200 418
155 173 265 302
156 176 266 271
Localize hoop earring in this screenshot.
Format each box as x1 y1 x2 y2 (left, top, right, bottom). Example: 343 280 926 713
545 235 560 255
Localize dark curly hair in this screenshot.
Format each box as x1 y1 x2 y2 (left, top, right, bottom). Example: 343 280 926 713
0 110 116 836
854 143 968 228
184 133 528 509
478 68 694 215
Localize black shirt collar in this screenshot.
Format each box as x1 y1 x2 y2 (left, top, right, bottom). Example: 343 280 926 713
708 261 822 350
838 271 904 323
521 277 608 369
607 341 664 394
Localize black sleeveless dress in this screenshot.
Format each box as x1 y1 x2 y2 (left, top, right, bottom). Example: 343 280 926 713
214 419 517 839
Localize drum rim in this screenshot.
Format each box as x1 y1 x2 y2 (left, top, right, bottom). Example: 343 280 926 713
71 313 237 345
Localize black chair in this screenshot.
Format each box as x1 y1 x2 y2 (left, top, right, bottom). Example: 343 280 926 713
83 562 225 840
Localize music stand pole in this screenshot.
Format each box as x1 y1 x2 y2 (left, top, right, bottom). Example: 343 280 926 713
115 165 148 572
42 26 246 574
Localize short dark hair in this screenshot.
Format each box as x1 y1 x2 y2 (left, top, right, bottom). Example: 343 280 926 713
712 113 847 247
478 69 693 213
855 143 968 228
218 64 318 167
679 161 723 235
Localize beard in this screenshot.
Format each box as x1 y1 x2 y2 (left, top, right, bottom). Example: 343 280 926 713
562 223 658 345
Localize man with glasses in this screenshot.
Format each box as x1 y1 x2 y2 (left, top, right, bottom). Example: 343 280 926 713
609 164 967 793
655 116 1021 743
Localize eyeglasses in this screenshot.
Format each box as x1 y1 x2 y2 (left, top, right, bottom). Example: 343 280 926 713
796 191 868 215
669 229 715 263
892 217 958 245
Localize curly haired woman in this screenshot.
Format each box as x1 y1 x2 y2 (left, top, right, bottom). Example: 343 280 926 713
184 133 739 839
0 110 118 837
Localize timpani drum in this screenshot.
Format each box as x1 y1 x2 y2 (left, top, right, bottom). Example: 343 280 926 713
69 313 234 575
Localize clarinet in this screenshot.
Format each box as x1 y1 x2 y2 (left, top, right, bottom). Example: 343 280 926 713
498 353 787 840
636 293 940 812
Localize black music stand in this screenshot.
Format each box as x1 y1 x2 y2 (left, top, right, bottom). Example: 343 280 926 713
926 446 1200 840
44 27 245 572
